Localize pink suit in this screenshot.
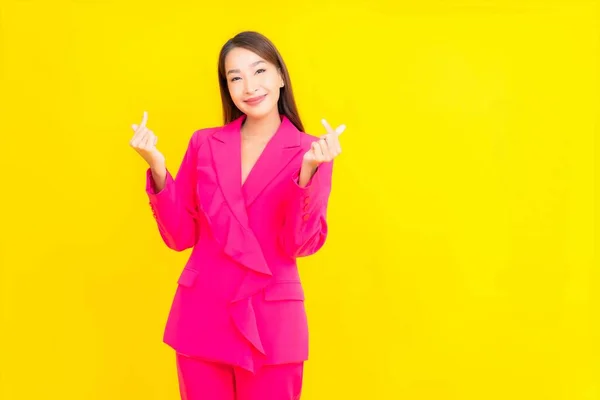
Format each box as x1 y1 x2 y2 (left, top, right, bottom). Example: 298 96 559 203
146 115 333 398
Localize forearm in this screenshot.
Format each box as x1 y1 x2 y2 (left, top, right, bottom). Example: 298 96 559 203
147 169 198 251
143 129 208 252
297 162 318 188
150 163 167 193
280 161 333 257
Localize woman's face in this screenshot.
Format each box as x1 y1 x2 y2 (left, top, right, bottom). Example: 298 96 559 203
224 47 284 120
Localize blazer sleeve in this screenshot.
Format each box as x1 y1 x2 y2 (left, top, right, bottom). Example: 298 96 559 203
145 131 202 252
279 160 334 258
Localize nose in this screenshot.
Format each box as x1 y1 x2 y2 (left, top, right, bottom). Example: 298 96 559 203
244 77 258 94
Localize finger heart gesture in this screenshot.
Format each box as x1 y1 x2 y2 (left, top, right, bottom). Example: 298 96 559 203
129 111 165 168
303 119 346 167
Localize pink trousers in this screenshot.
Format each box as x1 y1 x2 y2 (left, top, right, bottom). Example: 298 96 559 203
175 353 304 400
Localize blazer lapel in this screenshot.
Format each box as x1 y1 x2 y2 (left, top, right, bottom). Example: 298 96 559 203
242 116 303 207
210 116 249 227
210 115 304 217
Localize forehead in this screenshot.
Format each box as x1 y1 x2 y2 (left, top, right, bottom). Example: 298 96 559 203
224 47 267 69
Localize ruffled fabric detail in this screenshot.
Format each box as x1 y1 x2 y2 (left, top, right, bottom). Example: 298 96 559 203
195 141 273 372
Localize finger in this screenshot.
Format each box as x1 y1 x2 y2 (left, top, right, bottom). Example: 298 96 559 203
313 140 327 162
319 139 332 161
140 111 148 128
335 124 346 136
142 131 153 149
311 142 320 156
321 118 335 135
131 123 145 143
311 142 324 163
325 134 341 155
131 127 148 147
146 130 157 149
130 124 139 145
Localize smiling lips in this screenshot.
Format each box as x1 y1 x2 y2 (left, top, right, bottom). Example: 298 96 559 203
244 94 267 106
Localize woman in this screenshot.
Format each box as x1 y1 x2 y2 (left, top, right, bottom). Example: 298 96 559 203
129 31 345 400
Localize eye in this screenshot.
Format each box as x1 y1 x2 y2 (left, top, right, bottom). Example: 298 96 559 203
230 76 241 82
256 68 266 74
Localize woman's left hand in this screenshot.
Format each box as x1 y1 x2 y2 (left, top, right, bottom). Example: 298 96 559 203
302 119 346 169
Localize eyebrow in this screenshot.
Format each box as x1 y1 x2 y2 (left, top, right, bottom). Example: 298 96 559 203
227 60 266 76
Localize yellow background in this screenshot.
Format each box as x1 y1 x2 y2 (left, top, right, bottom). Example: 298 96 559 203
0 0 597 399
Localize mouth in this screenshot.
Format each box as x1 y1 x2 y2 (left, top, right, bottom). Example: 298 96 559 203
244 94 267 106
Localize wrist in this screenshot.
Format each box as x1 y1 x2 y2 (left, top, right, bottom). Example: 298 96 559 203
301 160 319 173
298 162 319 187
150 162 166 177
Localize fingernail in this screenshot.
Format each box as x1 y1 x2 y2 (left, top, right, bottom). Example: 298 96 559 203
336 124 346 133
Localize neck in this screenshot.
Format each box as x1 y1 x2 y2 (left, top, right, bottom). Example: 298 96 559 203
241 110 282 140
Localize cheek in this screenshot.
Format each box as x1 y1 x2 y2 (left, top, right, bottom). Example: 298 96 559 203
261 73 280 91
228 84 244 103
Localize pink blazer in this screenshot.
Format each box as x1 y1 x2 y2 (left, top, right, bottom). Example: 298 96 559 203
145 115 333 373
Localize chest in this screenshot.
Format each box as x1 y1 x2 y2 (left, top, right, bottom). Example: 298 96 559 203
240 140 268 186
194 134 304 219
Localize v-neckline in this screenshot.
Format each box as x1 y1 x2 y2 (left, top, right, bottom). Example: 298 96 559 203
240 120 282 189
209 114 303 210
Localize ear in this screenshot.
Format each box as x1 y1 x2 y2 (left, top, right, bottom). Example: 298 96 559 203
277 68 285 87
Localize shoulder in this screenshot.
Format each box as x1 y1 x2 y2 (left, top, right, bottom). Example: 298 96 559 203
188 126 221 148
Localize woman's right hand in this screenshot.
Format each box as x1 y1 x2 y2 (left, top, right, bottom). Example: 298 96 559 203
129 111 165 169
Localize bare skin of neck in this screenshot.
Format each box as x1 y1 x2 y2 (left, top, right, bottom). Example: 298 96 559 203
240 110 282 185
241 111 281 142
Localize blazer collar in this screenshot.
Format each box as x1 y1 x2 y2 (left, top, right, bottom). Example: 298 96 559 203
210 114 304 212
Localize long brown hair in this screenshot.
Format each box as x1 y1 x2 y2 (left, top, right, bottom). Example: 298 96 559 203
217 31 305 132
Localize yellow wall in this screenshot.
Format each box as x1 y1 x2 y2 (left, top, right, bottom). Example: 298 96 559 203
0 1 597 399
